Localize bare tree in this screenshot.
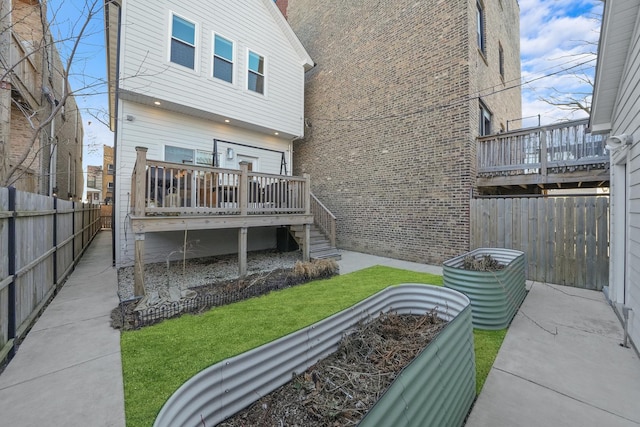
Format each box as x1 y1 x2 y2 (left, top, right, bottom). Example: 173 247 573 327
0 0 104 194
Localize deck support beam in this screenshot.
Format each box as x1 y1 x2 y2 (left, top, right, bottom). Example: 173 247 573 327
238 227 248 277
134 233 146 297
303 223 310 262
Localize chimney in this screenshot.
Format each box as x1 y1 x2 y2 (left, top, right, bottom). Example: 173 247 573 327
275 0 288 19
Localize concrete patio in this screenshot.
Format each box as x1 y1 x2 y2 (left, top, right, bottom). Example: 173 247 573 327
0 236 638 426
466 281 640 427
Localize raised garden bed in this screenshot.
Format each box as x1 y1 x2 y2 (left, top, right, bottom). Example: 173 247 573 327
153 284 475 427
443 248 526 330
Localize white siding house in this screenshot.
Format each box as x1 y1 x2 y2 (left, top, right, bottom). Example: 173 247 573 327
591 0 640 352
105 0 314 268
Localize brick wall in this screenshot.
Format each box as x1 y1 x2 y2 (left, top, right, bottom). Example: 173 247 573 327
7 0 84 198
287 0 521 264
103 145 114 203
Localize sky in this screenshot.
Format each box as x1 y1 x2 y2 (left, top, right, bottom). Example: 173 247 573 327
46 0 604 171
519 0 603 127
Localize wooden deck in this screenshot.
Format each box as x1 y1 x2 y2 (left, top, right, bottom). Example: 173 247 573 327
477 119 610 194
130 147 314 296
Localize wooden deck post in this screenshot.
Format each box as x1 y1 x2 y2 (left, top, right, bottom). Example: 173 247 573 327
239 162 249 216
134 147 148 216
134 233 146 297
303 223 310 262
303 173 311 215
238 227 248 277
540 130 548 177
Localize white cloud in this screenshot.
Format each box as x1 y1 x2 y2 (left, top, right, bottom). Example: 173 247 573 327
519 0 602 125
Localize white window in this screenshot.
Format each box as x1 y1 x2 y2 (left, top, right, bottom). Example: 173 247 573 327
247 50 265 94
170 14 196 69
213 34 234 83
165 145 215 166
107 182 114 189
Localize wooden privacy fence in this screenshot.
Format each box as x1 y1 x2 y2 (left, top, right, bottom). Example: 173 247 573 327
470 196 609 290
0 187 101 364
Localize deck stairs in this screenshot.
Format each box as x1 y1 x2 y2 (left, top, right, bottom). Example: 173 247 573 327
290 224 341 261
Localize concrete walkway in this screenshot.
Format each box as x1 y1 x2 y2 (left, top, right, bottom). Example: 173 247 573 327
0 231 125 427
466 281 640 427
1 240 638 427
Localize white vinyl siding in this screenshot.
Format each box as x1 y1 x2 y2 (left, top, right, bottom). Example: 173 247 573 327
118 0 306 136
601 18 640 349
113 101 290 267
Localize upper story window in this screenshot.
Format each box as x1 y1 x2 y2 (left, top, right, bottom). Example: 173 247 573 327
213 34 234 83
170 14 196 69
498 43 504 80
247 50 265 94
477 0 486 55
479 102 492 136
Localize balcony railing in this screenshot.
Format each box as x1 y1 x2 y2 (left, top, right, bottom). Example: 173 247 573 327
131 147 310 217
477 119 609 178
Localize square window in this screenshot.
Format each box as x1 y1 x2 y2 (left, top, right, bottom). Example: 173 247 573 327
213 35 233 83
248 50 265 94
165 145 194 164
171 14 196 69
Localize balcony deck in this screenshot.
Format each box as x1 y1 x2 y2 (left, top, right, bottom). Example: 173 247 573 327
477 119 610 194
129 147 314 296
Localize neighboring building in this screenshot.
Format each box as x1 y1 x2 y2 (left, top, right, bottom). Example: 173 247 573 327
0 0 83 198
590 0 640 352
285 0 521 264
102 145 114 204
105 0 313 268
86 165 102 204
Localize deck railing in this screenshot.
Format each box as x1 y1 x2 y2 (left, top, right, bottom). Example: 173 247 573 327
477 119 609 178
310 193 337 247
132 147 310 217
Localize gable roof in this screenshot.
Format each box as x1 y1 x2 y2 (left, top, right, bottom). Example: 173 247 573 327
590 0 640 133
104 0 314 132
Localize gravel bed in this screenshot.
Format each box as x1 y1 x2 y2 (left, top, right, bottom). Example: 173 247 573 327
117 250 302 301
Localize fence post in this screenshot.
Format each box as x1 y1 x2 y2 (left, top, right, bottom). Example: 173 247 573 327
53 196 58 290
72 201 76 260
7 186 16 359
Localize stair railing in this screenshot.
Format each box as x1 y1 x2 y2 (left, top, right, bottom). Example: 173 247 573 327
310 193 336 247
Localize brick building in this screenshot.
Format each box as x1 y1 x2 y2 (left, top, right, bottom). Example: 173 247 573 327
285 0 522 264
86 164 102 204
102 145 114 204
1 0 83 198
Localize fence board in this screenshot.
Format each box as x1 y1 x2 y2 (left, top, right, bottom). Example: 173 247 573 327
0 188 99 364
471 196 609 289
0 188 8 351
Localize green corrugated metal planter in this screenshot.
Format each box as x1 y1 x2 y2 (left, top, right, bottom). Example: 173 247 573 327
155 285 476 427
443 248 526 330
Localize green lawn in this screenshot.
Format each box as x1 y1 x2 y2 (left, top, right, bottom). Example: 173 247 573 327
121 266 505 426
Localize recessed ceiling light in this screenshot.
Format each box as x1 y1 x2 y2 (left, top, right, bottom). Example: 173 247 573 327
224 119 230 123
154 101 161 105
274 132 279 135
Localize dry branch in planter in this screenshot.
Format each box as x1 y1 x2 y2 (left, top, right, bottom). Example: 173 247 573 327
219 311 447 427
462 254 505 272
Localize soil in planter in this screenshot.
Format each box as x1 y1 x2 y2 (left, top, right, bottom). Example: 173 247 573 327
218 311 447 427
462 254 505 272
